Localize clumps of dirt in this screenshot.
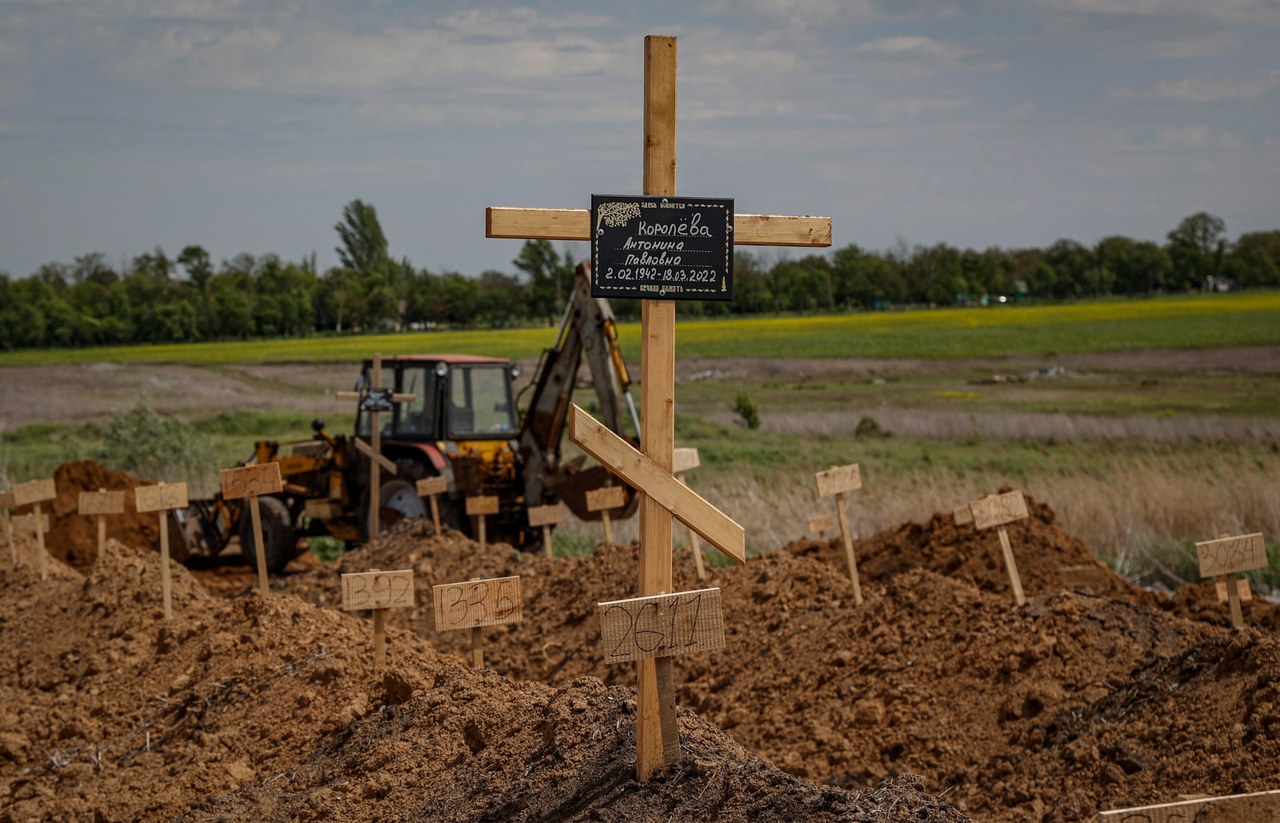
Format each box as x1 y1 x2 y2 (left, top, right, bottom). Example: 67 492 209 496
786 490 1147 605
268 508 1280 822
0 536 973 822
36 460 164 570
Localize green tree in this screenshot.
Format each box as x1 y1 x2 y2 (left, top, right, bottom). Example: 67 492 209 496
335 199 389 277
1167 212 1226 290
513 240 570 324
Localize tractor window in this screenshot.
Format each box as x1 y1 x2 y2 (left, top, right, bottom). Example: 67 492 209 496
447 365 517 438
393 367 436 438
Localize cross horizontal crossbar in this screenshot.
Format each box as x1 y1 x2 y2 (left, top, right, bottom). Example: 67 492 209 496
486 207 832 247
569 404 744 564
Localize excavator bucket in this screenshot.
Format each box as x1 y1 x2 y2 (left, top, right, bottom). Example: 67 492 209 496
547 464 639 522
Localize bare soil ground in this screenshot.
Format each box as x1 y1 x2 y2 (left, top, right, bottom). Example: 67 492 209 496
7 465 1278 822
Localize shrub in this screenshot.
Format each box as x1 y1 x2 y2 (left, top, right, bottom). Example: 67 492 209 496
733 392 761 430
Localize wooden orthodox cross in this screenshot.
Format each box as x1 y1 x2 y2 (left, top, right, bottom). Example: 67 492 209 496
335 353 416 538
485 35 830 779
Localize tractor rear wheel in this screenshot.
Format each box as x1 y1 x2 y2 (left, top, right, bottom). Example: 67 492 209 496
240 496 296 575
364 479 427 540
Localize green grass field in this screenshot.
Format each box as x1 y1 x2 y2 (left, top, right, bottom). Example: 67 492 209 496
1 291 1277 367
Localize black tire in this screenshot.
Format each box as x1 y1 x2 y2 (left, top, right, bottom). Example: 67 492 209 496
240 496 296 575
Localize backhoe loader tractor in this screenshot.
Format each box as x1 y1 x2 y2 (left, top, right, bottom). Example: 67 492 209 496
178 262 640 573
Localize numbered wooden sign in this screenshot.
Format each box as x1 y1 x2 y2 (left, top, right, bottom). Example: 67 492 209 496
135 482 189 513
465 495 500 516
219 463 283 500
953 505 974 526
79 490 125 516
432 576 523 631
815 464 861 498
13 478 56 507
1216 578 1253 603
527 504 564 528
416 475 449 533
527 503 564 558
586 486 627 512
969 491 1029 530
341 569 415 611
672 447 701 475
598 588 724 664
13 512 51 535
807 513 835 535
416 476 447 497
1195 532 1267 578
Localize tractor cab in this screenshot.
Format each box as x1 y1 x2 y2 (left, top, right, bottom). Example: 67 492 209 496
354 354 521 446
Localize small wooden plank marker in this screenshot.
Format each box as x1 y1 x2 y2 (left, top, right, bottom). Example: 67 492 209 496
220 462 284 596
334 352 416 538
1195 531 1267 630
134 481 189 621
1099 788 1280 821
433 575 523 668
0 490 15 568
415 475 448 534
808 513 835 540
673 448 708 580
341 568 415 668
586 485 627 546
815 464 864 605
14 478 56 581
527 503 564 558
79 488 125 557
953 505 974 527
466 495 499 549
969 490 1030 606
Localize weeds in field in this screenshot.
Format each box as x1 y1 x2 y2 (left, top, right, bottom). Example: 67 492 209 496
90 401 215 486
732 392 761 430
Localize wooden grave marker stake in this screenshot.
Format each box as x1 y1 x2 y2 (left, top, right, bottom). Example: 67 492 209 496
334 353 416 539
341 568 415 668
969 490 1030 606
415 475 448 534
815 464 864 605
11 512 50 568
432 576 523 669
488 34 828 779
0 490 15 568
220 463 284 596
466 495 499 549
527 503 564 558
673 447 708 580
1195 531 1268 630
1099 787 1280 821
807 513 835 541
79 488 125 557
14 478 56 581
135 481 189 621
585 485 627 546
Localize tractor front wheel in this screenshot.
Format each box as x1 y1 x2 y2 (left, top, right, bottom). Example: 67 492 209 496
364 479 427 541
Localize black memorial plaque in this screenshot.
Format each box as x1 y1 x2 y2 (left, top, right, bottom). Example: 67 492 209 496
360 387 395 412
591 195 733 301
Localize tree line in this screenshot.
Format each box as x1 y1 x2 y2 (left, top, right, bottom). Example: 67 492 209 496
1 203 1277 351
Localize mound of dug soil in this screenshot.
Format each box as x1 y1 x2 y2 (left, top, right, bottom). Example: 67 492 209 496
274 509 1280 822
0 539 971 822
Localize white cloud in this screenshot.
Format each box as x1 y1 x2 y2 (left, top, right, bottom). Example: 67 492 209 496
853 35 977 61
1154 124 1243 149
1154 70 1280 103
1035 0 1280 26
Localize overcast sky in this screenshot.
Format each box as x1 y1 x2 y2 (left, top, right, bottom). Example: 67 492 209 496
2 0 1278 280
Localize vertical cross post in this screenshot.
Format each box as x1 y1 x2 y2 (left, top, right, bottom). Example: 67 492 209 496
484 33 829 781
336 353 415 540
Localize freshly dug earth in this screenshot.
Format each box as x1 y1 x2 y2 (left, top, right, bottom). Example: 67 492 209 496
273 494 1280 822
0 540 970 822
